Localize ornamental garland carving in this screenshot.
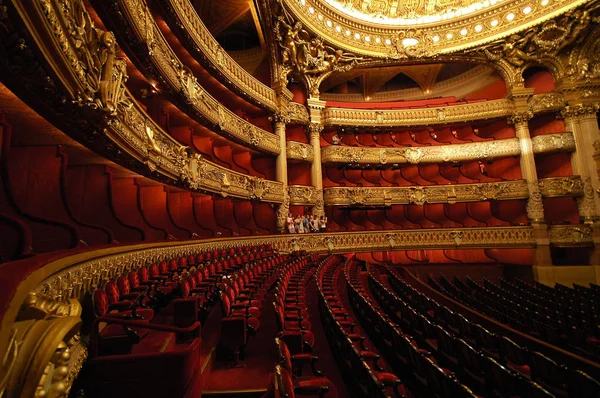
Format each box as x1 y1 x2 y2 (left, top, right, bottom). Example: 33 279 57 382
29 0 284 204
286 141 314 162
156 0 278 111
322 99 513 127
528 93 566 114
287 102 310 124
548 225 594 246
531 133 576 154
537 176 584 198
560 103 600 120
321 139 522 165
526 181 545 222
289 185 317 205
107 0 281 154
324 181 530 206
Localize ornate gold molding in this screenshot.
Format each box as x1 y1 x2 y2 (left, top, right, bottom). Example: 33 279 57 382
548 224 594 247
157 0 278 111
559 103 600 120
321 139 522 165
287 102 310 124
286 141 314 162
288 185 318 205
106 0 281 154
283 0 592 58
322 99 513 127
13 0 284 203
324 181 530 206
531 133 576 154
528 93 566 114
538 176 584 198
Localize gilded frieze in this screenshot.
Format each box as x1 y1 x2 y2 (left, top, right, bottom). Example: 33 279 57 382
538 176 584 198
531 133 576 154
289 185 318 205
322 99 513 127
157 0 278 111
108 0 280 154
321 139 522 165
287 102 310 124
287 141 314 162
528 93 566 114
323 181 530 206
548 224 594 247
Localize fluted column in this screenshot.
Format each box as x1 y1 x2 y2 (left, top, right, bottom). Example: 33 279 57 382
309 123 324 216
561 103 600 223
272 114 290 232
509 105 551 267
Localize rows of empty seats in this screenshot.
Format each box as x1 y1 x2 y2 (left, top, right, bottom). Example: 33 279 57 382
382 269 600 397
315 256 403 397
346 261 478 397
433 275 600 362
83 244 280 397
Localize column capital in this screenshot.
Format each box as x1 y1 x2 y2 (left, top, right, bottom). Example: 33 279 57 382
270 112 291 125
559 103 599 120
308 123 324 140
507 111 533 126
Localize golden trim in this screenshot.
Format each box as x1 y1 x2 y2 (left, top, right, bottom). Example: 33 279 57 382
158 0 278 111
538 176 584 198
286 141 315 162
110 0 281 154
324 181 530 206
289 185 318 205
531 133 576 154
548 224 594 247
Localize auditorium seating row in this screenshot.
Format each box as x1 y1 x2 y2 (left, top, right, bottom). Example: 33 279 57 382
380 268 600 397
346 260 479 397
316 256 404 398
323 201 531 232
80 244 280 397
432 275 600 362
264 254 340 397
323 158 522 185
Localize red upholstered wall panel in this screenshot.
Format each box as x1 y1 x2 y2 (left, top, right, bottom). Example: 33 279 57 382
529 114 565 137
213 198 239 236
286 125 308 143
524 69 555 94
66 165 143 243
535 153 573 178
288 164 312 186
485 248 534 265
110 178 166 241
232 200 257 235
166 190 209 238
253 202 277 234
138 183 190 240
251 156 276 180
192 195 230 237
543 197 580 225
490 200 528 225
463 77 507 100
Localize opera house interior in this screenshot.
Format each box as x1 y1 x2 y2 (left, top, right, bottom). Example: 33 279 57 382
2 0 600 396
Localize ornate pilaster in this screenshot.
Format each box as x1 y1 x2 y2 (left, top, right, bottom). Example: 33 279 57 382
560 103 600 223
307 97 326 217
272 113 290 232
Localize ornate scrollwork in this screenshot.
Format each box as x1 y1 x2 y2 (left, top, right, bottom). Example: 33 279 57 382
276 189 291 233
287 141 314 162
528 93 566 113
526 181 545 222
321 138 530 165
538 176 584 198
289 185 317 205
274 0 363 96
507 111 533 126
548 225 594 246
324 181 530 206
560 103 600 120
287 102 309 124
531 133 576 154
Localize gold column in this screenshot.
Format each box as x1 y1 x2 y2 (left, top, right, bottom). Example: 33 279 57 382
561 104 600 223
272 114 290 233
509 106 552 267
307 97 326 217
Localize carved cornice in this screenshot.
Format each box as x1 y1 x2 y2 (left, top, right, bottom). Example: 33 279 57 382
10 0 284 203
322 99 513 127
287 141 314 163
289 185 318 205
102 0 280 154
548 224 594 247
538 176 584 198
287 102 310 124
322 139 522 165
559 103 600 120
324 181 529 206
528 93 566 114
531 133 576 154
157 0 278 111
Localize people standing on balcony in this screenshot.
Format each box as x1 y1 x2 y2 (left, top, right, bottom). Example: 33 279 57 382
287 213 295 234
296 215 304 234
303 215 311 234
311 215 319 233
320 216 327 232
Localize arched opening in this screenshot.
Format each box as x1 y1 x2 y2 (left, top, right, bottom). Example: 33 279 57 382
523 66 555 94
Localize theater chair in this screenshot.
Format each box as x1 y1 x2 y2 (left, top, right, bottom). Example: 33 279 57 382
218 292 259 364
86 316 202 398
276 338 337 398
274 299 315 354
